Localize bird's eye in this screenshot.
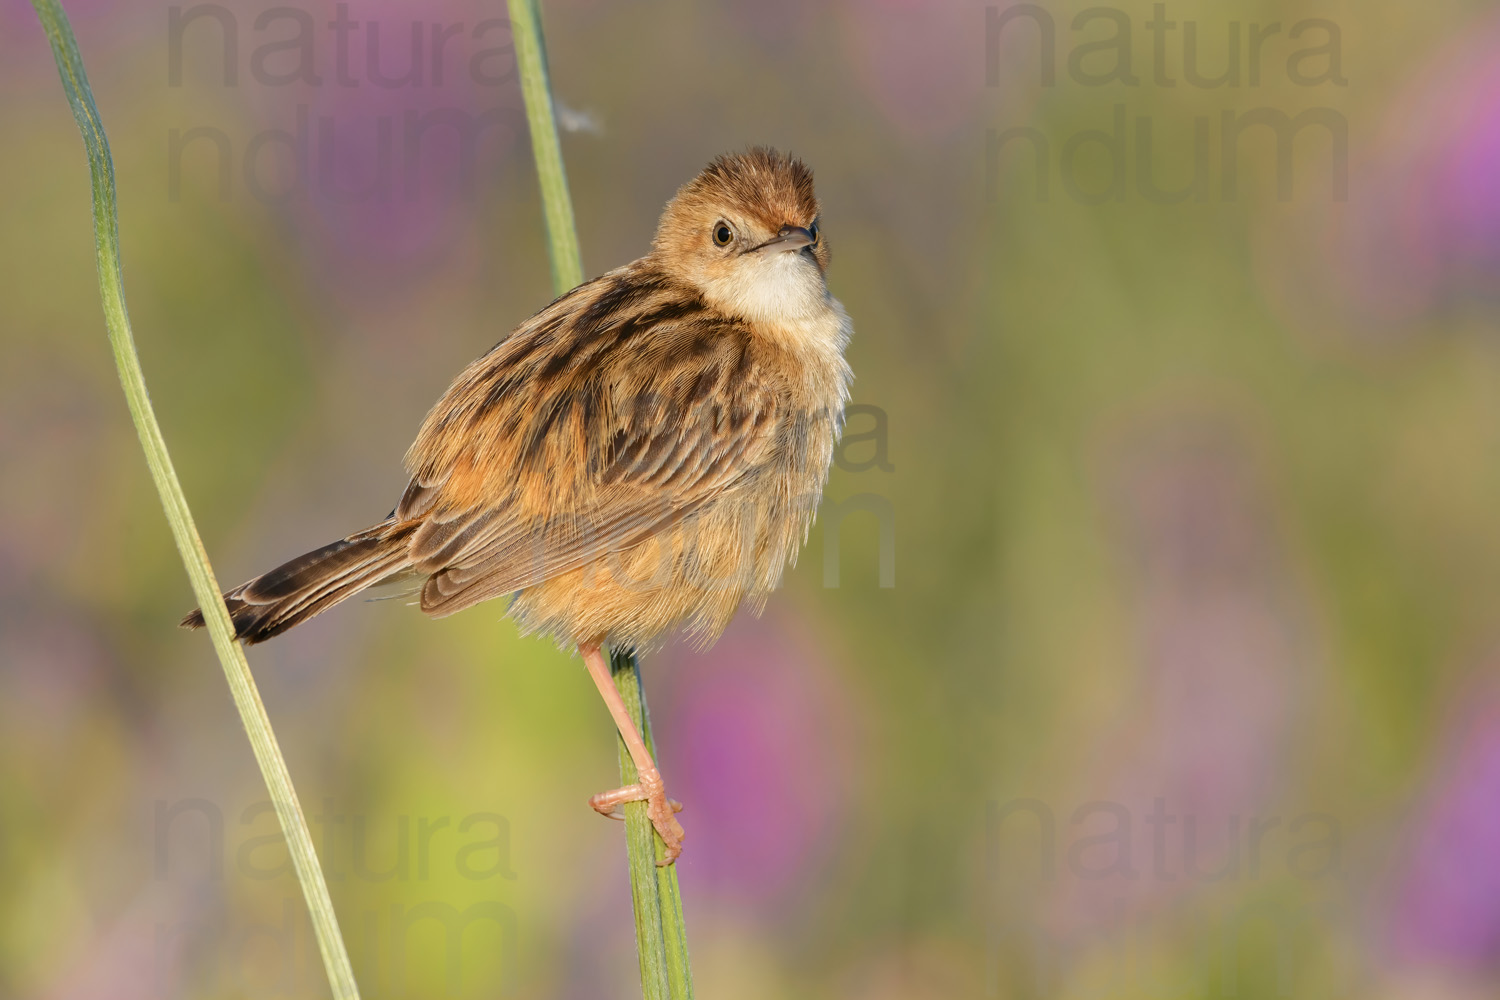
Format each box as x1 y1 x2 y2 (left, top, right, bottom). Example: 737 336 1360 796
809 221 820 244
712 222 734 247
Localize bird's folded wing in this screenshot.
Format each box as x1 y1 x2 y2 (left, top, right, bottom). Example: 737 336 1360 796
393 272 781 614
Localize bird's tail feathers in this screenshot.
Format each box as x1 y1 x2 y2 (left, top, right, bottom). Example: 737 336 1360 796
181 523 415 644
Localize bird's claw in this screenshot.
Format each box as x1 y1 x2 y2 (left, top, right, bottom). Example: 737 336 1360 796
588 767 686 863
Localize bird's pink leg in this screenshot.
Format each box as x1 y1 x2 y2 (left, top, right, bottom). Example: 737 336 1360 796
580 644 686 864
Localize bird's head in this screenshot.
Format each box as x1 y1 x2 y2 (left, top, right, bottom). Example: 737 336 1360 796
653 148 831 325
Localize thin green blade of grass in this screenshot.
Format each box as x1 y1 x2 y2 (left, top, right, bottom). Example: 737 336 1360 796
505 1 694 996
508 0 583 295
611 649 696 998
29 2 360 996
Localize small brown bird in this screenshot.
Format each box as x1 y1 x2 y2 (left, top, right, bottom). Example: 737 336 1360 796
184 148 852 862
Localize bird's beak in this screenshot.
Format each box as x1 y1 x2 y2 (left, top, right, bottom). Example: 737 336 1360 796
753 226 815 253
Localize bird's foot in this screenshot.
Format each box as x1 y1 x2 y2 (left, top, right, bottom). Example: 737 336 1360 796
589 765 686 864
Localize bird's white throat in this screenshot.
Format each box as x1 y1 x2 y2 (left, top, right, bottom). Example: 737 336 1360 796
707 251 829 325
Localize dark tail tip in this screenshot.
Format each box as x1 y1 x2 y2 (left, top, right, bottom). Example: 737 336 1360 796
178 593 312 645
178 599 263 643
176 529 411 645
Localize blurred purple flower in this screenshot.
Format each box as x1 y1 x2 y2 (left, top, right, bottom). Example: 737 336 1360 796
1387 684 1500 970
216 1 523 293
0 367 107 595
654 615 856 906
1416 36 1500 278
1045 419 1309 933
1 0 131 35
0 604 111 760
44 891 196 1000
725 0 818 46
1259 11 1500 338
835 0 989 142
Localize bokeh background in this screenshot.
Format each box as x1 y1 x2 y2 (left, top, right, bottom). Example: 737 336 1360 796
3 0 1499 996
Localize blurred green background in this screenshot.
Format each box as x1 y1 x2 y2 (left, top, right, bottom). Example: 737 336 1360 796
4 0 1500 996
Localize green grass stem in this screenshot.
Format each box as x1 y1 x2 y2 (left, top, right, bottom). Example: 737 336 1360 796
506 2 694 996
30 2 360 996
